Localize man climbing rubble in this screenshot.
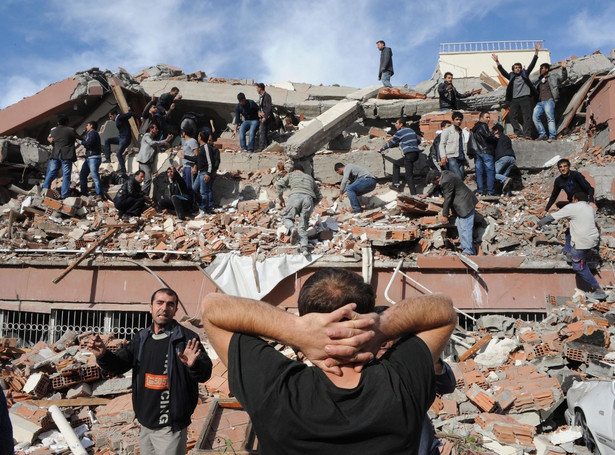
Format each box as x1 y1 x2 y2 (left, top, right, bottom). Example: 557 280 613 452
275 162 322 256
537 192 607 301
379 118 422 195
201 267 456 455
334 162 377 213
87 288 212 455
43 114 81 199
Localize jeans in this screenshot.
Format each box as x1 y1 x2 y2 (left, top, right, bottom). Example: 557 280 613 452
475 153 495 195
381 71 392 88
571 246 600 290
508 95 533 137
533 99 556 139
455 209 476 255
495 156 515 183
193 171 213 211
346 177 376 212
104 135 131 173
283 193 314 248
42 158 73 198
139 161 153 197
80 155 102 196
447 158 465 181
392 152 419 194
239 120 259 151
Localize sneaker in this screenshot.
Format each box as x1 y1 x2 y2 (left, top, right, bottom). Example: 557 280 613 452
389 184 402 192
587 289 607 301
502 177 512 194
195 210 207 219
300 246 310 257
290 228 299 245
547 137 554 143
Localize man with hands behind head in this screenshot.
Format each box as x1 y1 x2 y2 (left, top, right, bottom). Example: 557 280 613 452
87 288 212 455
201 268 456 455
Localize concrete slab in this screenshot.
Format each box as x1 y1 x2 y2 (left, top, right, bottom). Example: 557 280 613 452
566 53 614 85
285 101 361 159
345 85 381 102
513 140 580 169
580 164 615 202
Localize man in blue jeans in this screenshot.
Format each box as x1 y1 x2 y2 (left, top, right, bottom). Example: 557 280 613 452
43 114 81 199
377 40 394 88
425 169 478 255
470 112 497 195
335 162 377 213
438 111 467 181
537 192 607 301
232 92 260 153
533 60 567 141
104 109 139 174
79 121 103 198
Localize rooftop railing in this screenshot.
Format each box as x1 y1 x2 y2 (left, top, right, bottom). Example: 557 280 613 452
439 40 545 54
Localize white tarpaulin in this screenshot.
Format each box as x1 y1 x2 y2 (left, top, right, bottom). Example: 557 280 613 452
205 252 322 299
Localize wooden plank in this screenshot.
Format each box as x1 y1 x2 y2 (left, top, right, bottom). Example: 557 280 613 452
479 71 500 90
19 397 110 407
459 334 492 362
52 227 119 284
111 85 140 145
557 74 597 135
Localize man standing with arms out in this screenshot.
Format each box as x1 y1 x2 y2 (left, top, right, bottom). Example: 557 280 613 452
379 118 421 194
200 268 456 455
79 121 103 198
275 163 322 256
104 109 139 174
334 162 377 213
438 72 482 111
44 114 81 199
492 43 540 138
256 83 273 151
376 40 394 88
533 60 567 141
425 169 478 255
136 123 172 196
88 288 212 455
438 111 468 180
470 112 498 196
538 193 607 301
232 92 260 153
492 124 516 195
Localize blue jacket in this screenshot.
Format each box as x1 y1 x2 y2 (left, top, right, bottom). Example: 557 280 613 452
97 319 212 431
116 111 138 139
234 100 260 124
81 130 102 157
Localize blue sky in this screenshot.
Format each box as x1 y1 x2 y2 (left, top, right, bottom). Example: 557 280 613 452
1 0 614 109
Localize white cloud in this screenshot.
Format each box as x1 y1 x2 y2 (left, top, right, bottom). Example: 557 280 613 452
567 6 615 49
0 75 49 110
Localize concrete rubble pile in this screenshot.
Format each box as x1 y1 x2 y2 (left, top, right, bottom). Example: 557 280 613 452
2 289 615 454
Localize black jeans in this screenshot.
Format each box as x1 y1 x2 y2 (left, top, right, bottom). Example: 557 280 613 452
114 196 146 217
159 195 191 220
392 152 419 194
508 95 533 137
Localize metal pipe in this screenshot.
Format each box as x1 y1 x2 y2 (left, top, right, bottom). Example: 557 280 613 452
0 249 192 255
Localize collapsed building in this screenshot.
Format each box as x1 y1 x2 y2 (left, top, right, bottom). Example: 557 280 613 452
1 41 615 453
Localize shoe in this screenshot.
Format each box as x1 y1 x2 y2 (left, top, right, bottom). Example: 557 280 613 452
389 184 402 192
547 137 554 143
195 210 207 219
290 228 299 245
102 159 111 163
587 289 607 301
537 136 547 141
300 246 310 257
502 177 512 194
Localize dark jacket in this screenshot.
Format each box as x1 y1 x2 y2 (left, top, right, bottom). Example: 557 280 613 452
158 174 189 202
494 134 515 162
470 121 497 156
114 175 144 201
532 67 567 102
49 125 81 161
379 47 394 78
436 170 478 218
437 82 470 110
97 319 212 432
234 100 260 123
546 170 595 211
81 130 102 157
497 55 539 101
156 92 175 115
183 144 220 176
259 91 273 120
428 134 443 170
116 111 138 139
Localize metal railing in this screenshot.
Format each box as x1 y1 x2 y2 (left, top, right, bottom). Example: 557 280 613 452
439 40 545 54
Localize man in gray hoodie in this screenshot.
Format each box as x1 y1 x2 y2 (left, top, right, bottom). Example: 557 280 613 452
377 40 394 88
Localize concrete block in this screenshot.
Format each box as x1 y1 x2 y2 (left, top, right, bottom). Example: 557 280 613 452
219 151 281 174
361 100 378 119
581 164 615 202
295 100 325 118
373 100 404 119
66 382 93 398
92 377 132 396
345 85 381 102
402 98 441 118
513 139 580 169
285 101 361 159
566 53 615 85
